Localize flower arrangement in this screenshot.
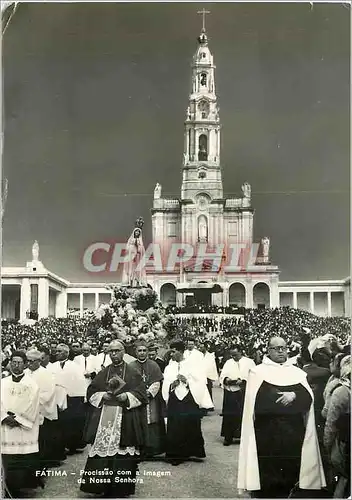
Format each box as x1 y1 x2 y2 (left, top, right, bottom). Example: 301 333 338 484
95 285 176 347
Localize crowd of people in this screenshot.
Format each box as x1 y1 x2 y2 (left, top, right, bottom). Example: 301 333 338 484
166 304 245 315
1 305 350 499
2 306 350 360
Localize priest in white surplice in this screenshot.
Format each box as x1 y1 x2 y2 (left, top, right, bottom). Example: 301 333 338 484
219 344 255 445
1 351 42 497
184 337 204 364
40 345 67 462
74 343 98 391
162 340 212 465
50 343 87 455
26 349 58 469
199 342 219 405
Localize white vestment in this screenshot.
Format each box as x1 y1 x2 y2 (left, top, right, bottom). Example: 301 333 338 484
1 374 40 454
46 362 67 411
74 354 98 374
96 352 111 371
202 352 219 382
50 360 86 398
162 359 213 409
25 366 57 424
238 356 326 492
286 354 299 366
74 354 99 394
220 356 255 392
88 390 142 458
184 348 204 364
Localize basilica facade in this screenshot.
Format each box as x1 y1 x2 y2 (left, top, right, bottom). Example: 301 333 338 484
148 26 279 309
1 26 349 321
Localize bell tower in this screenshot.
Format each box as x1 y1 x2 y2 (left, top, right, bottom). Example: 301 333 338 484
182 11 222 202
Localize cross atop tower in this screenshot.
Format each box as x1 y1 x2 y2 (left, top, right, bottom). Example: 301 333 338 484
197 8 210 32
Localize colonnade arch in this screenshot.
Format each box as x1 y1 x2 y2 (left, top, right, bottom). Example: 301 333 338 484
160 283 176 306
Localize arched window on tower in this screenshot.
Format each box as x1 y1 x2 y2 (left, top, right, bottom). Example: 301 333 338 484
198 134 208 161
200 72 207 87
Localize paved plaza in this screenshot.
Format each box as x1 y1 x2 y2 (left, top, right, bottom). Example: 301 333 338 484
34 385 246 499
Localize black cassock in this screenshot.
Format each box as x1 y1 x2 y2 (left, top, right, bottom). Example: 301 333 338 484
130 359 166 457
254 381 312 498
80 362 148 498
166 391 206 464
220 383 246 441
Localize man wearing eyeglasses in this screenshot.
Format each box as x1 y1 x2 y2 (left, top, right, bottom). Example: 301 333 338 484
238 336 326 498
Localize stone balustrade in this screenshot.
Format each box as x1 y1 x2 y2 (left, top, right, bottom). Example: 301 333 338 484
225 198 242 208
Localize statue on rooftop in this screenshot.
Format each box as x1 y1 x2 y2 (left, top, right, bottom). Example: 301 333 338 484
242 182 251 199
32 240 39 262
154 183 162 200
261 237 270 263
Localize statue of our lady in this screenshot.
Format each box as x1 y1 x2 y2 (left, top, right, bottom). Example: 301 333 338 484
122 218 147 287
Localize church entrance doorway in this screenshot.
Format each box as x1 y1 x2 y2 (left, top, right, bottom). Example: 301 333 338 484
194 281 211 306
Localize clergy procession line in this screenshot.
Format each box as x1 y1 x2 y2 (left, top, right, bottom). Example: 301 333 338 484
1 333 350 498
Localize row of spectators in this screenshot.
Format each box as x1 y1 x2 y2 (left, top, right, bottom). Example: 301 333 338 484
172 307 350 360
166 304 244 314
2 307 350 364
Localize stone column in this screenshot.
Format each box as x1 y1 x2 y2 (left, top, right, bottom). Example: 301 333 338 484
293 291 298 309
56 290 67 318
310 291 315 314
222 285 229 307
38 278 49 319
327 291 332 317
176 290 183 307
80 292 84 318
344 285 350 317
20 278 31 321
245 283 253 309
269 282 280 308
95 292 99 311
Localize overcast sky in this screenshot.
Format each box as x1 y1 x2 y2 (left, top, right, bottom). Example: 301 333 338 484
2 2 350 282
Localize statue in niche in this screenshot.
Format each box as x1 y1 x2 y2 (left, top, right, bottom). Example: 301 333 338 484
261 237 270 262
122 218 147 287
242 182 251 199
198 215 208 243
198 134 208 161
32 240 39 261
198 147 207 161
154 183 162 199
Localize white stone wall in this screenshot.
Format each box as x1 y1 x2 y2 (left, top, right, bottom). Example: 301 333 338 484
49 288 56 317
1 286 20 319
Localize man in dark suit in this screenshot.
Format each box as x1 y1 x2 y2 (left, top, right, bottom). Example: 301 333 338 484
148 345 166 372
